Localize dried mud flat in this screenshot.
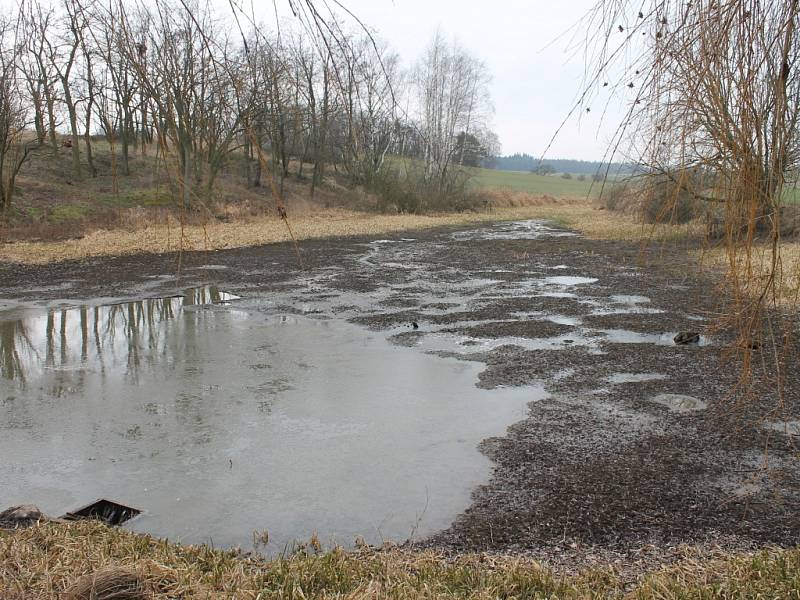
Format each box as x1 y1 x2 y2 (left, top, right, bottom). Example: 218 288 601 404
1 219 798 574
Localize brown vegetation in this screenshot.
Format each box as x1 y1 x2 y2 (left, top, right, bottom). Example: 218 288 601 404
480 188 562 208
63 567 150 600
0 203 599 265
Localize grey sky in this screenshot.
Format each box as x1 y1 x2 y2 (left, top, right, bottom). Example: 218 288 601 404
314 0 627 161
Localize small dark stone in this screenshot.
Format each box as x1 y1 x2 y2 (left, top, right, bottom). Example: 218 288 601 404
411 321 419 329
674 331 700 345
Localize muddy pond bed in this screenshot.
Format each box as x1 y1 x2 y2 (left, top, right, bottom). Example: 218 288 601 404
1 219 799 565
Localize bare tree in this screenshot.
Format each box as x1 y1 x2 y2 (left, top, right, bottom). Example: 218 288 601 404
0 18 36 217
19 2 59 152
16 7 46 146
74 0 98 177
415 31 492 194
115 0 243 206
44 0 87 180
348 36 399 185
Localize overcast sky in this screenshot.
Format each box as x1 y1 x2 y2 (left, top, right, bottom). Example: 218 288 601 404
292 0 628 161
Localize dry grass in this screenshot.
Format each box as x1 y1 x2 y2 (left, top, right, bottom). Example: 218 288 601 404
0 202 702 265
62 566 150 600
700 241 800 306
543 205 704 242
1 521 799 599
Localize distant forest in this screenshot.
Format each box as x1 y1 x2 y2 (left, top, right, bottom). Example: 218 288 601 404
486 154 638 176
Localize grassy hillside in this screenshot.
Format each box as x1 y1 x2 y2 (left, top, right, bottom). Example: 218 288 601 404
0 141 352 241
5 142 798 246
470 168 599 198
386 156 600 199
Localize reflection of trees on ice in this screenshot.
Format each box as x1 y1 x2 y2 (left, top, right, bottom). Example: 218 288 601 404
0 287 236 386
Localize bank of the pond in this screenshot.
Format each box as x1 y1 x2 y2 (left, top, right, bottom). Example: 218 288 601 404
1 521 799 599
0 202 701 265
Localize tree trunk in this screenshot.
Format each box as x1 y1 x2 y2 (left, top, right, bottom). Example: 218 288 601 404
182 145 192 209
44 85 57 152
84 101 97 178
31 88 45 145
120 113 130 176
62 83 82 180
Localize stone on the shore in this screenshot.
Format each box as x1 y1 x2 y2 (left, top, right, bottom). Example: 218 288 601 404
0 504 45 526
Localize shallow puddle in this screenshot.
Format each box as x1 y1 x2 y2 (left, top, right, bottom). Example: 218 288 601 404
450 220 577 241
538 291 578 299
609 294 651 305
543 276 599 286
650 393 707 413
590 294 664 316
598 329 712 346
408 328 602 355
0 292 542 552
763 420 800 437
606 372 669 384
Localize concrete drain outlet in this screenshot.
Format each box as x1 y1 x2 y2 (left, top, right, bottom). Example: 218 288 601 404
62 499 142 526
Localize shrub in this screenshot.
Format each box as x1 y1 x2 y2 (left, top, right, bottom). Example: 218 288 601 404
601 181 636 212
370 165 485 213
602 174 703 224
371 169 424 213
640 173 703 224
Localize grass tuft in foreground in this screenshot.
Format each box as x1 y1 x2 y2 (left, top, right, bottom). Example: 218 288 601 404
1 522 799 599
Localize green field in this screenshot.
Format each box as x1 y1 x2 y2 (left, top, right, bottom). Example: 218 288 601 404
470 168 600 198
471 167 800 205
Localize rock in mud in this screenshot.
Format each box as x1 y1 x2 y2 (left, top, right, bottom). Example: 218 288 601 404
0 504 45 528
673 331 700 345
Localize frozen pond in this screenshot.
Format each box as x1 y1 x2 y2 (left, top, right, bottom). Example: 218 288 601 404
0 287 542 552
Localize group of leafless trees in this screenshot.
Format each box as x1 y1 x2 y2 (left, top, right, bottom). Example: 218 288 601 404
590 2 799 224
0 0 496 218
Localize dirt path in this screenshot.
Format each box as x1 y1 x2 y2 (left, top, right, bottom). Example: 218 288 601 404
1 218 797 574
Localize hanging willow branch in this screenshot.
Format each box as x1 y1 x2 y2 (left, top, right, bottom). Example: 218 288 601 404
567 1 800 432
